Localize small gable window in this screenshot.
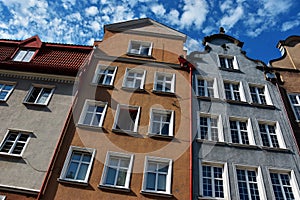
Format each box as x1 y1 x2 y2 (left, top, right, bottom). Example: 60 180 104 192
13 49 35 62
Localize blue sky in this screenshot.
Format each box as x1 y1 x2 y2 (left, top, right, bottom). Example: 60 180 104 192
0 0 299 63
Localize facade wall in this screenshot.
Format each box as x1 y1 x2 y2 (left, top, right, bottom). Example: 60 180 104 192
189 36 300 199
0 73 74 197
42 20 191 200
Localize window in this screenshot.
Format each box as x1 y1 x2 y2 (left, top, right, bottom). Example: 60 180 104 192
0 82 15 101
224 81 245 101
92 65 117 86
236 167 264 200
59 146 95 184
112 104 140 133
249 85 272 105
0 130 30 156
149 109 174 137
195 77 217 98
78 100 108 128
142 156 172 195
229 118 254 145
100 152 134 190
13 49 35 62
218 55 238 70
0 195 6 200
122 68 146 90
198 114 221 141
200 162 229 198
24 85 54 105
153 72 175 93
258 122 285 148
128 40 152 56
269 170 300 200
288 94 300 121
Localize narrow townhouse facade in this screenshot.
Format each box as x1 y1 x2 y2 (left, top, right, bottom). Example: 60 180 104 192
188 30 300 199
40 18 192 200
269 35 300 147
0 35 92 200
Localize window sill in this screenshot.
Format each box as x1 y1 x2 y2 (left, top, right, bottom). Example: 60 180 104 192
152 90 175 96
57 178 89 186
148 133 174 140
98 184 130 192
227 143 259 149
112 128 138 136
198 196 225 200
126 53 154 59
197 96 222 102
250 103 276 110
259 146 291 153
225 99 249 105
77 124 105 132
90 83 114 89
196 139 226 146
140 190 173 198
23 102 47 106
219 67 242 73
121 87 146 93
0 152 23 158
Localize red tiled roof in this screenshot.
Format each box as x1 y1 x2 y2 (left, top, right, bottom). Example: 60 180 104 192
0 36 93 76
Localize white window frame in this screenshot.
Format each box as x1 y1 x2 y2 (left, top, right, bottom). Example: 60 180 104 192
112 104 141 133
13 49 35 62
257 121 286 149
127 40 153 56
268 168 300 200
153 72 175 93
249 84 272 105
141 156 172 195
0 129 31 157
59 146 96 184
224 81 245 101
0 195 6 200
23 84 55 105
228 117 255 145
197 113 223 142
199 161 230 199
233 165 266 200
92 65 117 86
99 151 134 190
288 94 300 121
122 68 146 90
148 108 174 137
195 76 218 98
218 55 239 70
78 100 108 128
0 81 16 101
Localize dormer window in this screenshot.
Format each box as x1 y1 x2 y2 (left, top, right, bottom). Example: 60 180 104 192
128 40 152 56
218 55 239 70
13 49 35 62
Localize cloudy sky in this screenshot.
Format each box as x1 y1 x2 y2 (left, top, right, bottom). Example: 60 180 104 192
0 0 299 63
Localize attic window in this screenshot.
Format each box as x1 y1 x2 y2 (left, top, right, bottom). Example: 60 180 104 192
13 49 35 62
128 40 152 56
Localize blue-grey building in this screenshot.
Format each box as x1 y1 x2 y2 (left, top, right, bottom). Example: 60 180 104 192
188 29 300 200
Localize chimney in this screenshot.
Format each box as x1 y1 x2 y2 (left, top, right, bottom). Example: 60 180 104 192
219 27 225 34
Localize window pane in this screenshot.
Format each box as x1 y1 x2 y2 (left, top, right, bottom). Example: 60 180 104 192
146 172 156 190
157 174 167 191
66 162 79 179
105 167 117 185
27 87 41 103
76 163 89 180
116 169 127 186
37 88 52 104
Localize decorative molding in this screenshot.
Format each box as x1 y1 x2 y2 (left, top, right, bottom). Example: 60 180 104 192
0 184 39 196
0 69 75 84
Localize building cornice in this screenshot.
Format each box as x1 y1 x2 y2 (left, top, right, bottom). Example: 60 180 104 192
0 69 76 84
0 184 39 196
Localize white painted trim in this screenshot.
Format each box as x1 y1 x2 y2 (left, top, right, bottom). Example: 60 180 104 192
0 183 40 195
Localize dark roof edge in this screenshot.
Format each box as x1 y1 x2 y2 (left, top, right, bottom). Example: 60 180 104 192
202 33 244 47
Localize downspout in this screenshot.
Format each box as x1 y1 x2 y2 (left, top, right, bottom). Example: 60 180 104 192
37 49 94 200
178 55 194 200
189 64 193 200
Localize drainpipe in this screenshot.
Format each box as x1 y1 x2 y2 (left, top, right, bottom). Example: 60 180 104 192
178 56 194 200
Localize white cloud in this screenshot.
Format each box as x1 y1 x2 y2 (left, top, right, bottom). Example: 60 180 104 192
166 9 180 26
220 0 233 13
150 4 166 16
85 6 99 16
220 5 244 30
90 21 101 32
184 37 202 54
281 19 300 31
178 0 209 30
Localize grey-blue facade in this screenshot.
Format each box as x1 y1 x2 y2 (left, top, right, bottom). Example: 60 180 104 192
189 32 300 199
